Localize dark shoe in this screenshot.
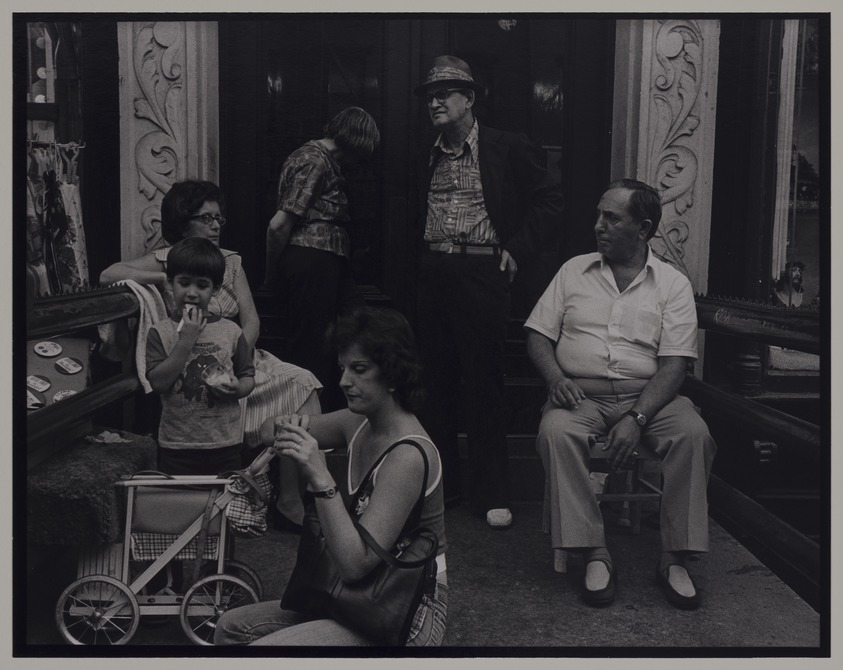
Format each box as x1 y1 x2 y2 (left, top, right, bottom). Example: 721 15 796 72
656 564 701 610
270 507 302 534
581 556 616 607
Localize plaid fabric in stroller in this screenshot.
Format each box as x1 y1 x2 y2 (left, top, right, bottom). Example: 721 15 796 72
130 485 223 561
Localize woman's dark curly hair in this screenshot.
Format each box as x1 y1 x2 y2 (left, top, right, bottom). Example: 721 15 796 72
160 180 226 245
329 307 425 413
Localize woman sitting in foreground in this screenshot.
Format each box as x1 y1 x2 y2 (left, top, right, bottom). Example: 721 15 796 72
100 180 321 527
214 307 448 646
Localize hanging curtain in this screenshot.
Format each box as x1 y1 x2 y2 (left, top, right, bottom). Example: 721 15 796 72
26 152 51 296
26 142 89 295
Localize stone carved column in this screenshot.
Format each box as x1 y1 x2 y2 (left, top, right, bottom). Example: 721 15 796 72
612 19 720 296
117 21 219 261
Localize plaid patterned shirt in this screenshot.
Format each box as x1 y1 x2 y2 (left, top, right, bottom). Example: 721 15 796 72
424 120 498 246
276 140 351 258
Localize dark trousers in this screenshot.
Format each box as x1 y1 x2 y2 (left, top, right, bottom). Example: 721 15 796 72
416 251 511 514
157 444 244 476
272 245 363 411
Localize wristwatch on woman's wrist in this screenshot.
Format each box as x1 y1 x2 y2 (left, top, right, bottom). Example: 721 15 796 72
308 485 339 499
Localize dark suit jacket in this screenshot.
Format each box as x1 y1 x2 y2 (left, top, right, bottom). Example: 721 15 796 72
417 123 564 265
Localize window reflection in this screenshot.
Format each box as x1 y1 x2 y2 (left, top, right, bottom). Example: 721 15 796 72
769 18 820 374
777 18 820 309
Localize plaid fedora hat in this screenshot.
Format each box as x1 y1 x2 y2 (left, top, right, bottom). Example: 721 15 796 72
413 55 485 96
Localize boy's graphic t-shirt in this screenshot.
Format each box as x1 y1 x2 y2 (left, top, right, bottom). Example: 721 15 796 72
146 316 255 450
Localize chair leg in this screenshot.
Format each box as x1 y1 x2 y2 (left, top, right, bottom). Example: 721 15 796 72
632 460 643 534
617 469 634 528
631 498 642 534
542 474 551 535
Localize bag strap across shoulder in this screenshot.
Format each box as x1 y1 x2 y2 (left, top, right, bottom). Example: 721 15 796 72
353 439 434 565
355 439 430 527
356 523 436 569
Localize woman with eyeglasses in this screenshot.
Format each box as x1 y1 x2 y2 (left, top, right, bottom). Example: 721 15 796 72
263 107 380 413
100 180 322 526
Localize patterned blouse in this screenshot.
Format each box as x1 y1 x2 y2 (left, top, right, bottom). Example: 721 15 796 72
276 140 351 258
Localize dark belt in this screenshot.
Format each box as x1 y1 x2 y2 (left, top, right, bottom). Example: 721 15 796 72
425 241 499 256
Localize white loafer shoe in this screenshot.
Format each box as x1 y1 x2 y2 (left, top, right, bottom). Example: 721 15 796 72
486 508 513 529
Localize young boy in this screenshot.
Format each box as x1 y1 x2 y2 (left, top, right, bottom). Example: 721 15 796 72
146 237 256 475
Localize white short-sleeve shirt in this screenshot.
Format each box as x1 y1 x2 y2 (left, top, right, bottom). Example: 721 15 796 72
524 247 698 380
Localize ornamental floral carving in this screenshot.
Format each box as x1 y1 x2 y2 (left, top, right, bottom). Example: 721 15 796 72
647 19 705 277
131 22 185 252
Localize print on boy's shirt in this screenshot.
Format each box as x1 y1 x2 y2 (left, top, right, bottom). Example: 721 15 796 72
176 341 227 407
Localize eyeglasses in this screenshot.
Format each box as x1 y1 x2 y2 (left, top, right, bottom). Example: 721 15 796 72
189 213 226 227
425 88 465 105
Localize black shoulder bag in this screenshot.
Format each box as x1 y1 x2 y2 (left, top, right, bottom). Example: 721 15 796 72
281 439 439 646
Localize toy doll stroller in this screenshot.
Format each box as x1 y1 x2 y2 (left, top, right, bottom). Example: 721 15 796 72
54 448 274 645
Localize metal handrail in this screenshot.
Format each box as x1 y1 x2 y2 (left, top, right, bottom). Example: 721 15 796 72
689 296 823 603
695 295 820 354
28 285 140 340
680 375 820 462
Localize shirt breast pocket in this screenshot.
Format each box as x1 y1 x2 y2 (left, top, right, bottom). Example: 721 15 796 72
632 308 662 348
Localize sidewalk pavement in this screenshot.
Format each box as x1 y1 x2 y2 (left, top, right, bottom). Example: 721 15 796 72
25 501 822 651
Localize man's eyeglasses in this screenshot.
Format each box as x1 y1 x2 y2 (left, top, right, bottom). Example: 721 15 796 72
425 88 465 105
189 213 226 227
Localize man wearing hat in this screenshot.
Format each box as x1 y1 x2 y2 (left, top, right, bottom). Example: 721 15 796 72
413 55 564 529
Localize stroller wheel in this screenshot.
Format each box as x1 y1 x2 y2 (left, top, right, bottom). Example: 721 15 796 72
180 574 258 645
201 559 264 601
55 575 140 645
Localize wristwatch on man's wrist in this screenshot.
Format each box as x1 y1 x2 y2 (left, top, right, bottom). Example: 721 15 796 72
625 409 647 427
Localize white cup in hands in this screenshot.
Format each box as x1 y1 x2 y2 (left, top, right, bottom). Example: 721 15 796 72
201 361 234 388
273 421 311 456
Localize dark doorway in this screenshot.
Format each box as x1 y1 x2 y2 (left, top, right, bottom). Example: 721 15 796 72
219 16 615 322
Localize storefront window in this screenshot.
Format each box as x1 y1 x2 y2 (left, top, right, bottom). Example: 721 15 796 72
27 23 55 104
769 19 820 374
27 22 58 144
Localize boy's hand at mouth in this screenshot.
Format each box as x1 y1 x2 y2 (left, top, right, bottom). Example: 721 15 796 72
176 305 206 339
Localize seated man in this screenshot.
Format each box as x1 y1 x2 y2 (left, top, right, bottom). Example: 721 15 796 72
525 178 716 609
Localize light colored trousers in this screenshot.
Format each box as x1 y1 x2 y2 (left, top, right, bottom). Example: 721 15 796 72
536 381 716 553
